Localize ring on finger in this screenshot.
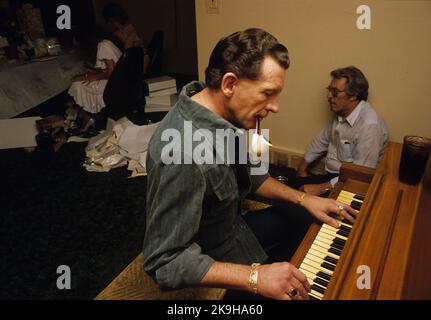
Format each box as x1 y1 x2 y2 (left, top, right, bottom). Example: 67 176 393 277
287 288 299 300
336 204 345 217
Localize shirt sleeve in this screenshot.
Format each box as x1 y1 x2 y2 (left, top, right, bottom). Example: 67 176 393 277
96 41 120 66
304 121 333 164
143 161 215 290
249 168 269 192
353 123 386 168
330 176 339 186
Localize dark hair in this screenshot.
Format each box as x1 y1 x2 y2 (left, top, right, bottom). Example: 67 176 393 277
330 66 369 101
205 28 290 89
102 3 129 25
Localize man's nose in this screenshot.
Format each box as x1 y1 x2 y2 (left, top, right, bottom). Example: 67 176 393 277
266 97 280 113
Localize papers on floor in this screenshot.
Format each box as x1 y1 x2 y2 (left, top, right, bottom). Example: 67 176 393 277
145 76 178 112
84 117 159 177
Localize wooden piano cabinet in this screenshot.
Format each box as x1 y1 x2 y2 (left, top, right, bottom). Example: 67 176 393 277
402 150 431 299
291 142 431 300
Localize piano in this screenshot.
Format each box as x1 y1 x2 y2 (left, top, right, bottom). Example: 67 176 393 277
291 141 431 300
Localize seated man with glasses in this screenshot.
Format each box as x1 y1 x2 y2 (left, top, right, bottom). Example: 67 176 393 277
291 66 389 196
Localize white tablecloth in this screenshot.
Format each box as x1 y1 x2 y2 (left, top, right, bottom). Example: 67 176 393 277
0 53 84 119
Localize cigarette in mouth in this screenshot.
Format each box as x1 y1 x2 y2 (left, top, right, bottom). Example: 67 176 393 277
256 117 261 135
254 118 272 157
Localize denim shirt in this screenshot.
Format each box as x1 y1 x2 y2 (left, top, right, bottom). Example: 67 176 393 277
143 81 269 290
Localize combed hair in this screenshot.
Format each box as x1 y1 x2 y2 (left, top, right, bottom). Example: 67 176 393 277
205 28 290 89
330 66 369 101
102 3 129 25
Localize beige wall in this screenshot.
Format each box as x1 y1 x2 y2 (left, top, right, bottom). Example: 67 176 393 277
195 0 431 154
93 0 198 75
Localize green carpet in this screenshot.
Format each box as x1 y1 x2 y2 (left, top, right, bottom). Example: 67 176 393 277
0 142 147 300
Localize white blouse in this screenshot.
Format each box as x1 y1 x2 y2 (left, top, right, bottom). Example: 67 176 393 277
68 40 122 114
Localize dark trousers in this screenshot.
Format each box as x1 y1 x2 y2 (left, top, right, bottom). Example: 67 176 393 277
223 202 313 300
285 172 338 190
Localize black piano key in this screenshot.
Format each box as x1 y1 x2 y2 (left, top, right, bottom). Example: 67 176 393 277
317 271 331 282
343 220 353 227
350 203 361 211
331 241 344 251
321 262 336 272
337 229 350 238
309 295 319 300
314 277 329 288
312 284 326 294
329 247 342 256
354 194 365 201
324 255 338 265
333 237 346 246
351 200 363 208
340 225 352 233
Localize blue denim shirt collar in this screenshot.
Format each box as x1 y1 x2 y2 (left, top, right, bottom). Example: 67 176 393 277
178 81 247 164
178 81 240 132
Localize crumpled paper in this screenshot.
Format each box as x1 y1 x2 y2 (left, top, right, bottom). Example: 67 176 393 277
84 117 159 177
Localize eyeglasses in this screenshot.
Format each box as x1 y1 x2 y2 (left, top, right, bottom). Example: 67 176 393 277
326 86 346 97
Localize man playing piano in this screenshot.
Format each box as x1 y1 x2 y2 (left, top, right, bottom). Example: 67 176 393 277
295 67 389 196
143 29 357 300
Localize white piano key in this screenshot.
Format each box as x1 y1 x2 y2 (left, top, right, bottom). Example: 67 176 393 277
307 251 336 270
322 223 342 233
337 194 362 203
300 272 319 292
313 238 340 256
301 268 317 280
308 247 338 262
336 197 353 205
303 257 335 274
301 267 329 285
340 190 364 201
309 243 340 260
310 289 324 299
306 251 327 266
316 234 336 246
309 292 322 300
300 261 333 278
321 225 348 240
337 196 363 209
340 221 353 228
338 191 363 200
319 227 346 240
300 269 329 293
317 231 337 242
296 189 363 300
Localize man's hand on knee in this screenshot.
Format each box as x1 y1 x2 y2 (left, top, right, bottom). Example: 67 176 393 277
296 159 309 177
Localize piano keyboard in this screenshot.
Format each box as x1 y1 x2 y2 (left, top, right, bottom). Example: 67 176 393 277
299 190 365 300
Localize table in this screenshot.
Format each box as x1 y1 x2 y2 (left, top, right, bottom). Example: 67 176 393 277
0 53 84 119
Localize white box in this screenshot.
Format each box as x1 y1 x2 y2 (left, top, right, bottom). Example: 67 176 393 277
145 76 177 92
145 93 178 106
148 86 178 98
145 104 173 113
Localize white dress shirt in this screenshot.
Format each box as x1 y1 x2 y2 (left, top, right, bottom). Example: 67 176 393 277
304 100 389 184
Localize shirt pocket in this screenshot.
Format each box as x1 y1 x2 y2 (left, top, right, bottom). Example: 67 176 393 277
338 139 354 162
206 166 238 202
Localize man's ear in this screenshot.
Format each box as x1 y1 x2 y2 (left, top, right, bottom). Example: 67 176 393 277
349 95 358 102
221 73 238 98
